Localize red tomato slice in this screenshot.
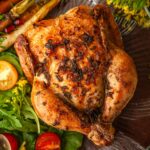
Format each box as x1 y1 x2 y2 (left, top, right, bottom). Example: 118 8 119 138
35 132 61 150
1 133 18 150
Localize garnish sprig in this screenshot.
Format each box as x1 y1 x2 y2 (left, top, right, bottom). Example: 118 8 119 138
107 0 150 27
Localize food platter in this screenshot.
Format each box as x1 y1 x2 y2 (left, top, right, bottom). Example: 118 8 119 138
0 0 150 149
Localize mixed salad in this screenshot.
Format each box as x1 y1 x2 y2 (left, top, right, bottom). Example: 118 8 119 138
0 0 83 149
0 50 83 150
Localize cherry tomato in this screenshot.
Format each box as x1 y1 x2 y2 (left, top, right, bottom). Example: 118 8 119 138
0 60 18 91
35 132 61 150
0 133 18 150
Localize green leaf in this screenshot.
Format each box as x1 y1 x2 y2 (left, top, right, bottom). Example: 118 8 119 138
22 103 41 134
0 52 24 76
21 109 35 120
0 77 42 134
61 131 83 150
23 132 37 150
0 14 5 21
48 126 64 136
19 120 40 132
0 37 6 43
0 120 14 130
138 0 147 10
0 108 22 128
0 46 6 49
0 32 5 35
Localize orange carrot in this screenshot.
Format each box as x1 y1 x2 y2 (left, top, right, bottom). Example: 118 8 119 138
0 0 22 13
20 4 40 22
0 0 36 32
0 14 12 32
0 4 39 32
0 0 60 52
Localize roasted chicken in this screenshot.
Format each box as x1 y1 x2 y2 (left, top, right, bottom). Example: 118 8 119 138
14 5 137 146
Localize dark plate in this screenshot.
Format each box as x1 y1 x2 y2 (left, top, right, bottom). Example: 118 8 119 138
49 0 150 149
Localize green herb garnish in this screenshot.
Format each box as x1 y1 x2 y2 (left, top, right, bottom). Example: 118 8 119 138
0 14 5 21
0 37 7 50
0 32 5 35
107 0 150 27
0 78 41 133
0 37 6 43
0 46 6 49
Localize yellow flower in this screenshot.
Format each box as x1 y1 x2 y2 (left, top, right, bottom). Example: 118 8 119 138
139 10 146 17
123 5 129 14
17 78 28 88
125 15 131 21
106 0 113 5
12 87 19 95
12 97 17 103
5 99 10 103
129 10 136 16
116 4 121 9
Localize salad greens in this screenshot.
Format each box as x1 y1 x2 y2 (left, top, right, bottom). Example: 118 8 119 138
0 51 23 75
0 14 5 21
0 50 83 150
61 131 83 150
0 77 41 133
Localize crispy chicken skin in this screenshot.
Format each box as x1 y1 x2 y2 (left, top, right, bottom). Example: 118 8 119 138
14 5 137 146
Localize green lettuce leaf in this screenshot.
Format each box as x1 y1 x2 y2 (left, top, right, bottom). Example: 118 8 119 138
0 78 40 133
0 51 23 75
22 133 37 150
61 131 83 150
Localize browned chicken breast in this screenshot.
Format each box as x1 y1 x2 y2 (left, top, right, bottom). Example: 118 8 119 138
14 5 137 146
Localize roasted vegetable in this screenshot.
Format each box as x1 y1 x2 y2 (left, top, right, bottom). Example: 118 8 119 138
0 0 22 14
0 14 12 32
0 0 60 52
10 0 35 18
0 0 36 32
22 5 39 21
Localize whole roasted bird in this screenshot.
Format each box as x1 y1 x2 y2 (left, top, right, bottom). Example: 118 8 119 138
15 5 137 146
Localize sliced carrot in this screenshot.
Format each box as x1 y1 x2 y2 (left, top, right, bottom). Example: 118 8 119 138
0 15 12 32
20 4 40 22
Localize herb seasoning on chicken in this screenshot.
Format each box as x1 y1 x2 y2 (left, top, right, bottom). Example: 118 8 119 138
15 5 137 146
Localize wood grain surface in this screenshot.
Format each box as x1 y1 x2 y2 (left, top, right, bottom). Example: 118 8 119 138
116 27 150 147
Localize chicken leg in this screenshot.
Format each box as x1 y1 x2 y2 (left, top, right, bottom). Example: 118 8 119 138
102 43 137 122
32 76 114 146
